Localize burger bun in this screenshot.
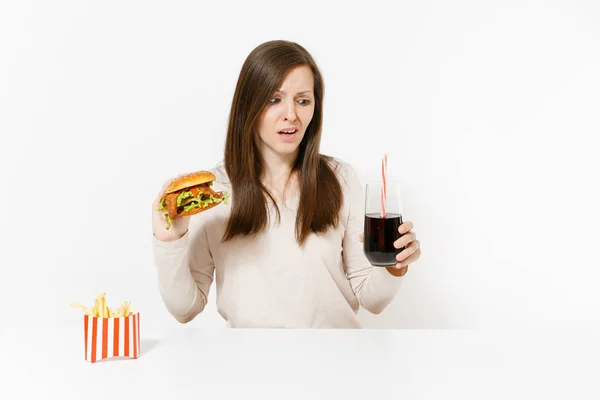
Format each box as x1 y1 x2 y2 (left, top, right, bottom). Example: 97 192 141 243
164 171 216 195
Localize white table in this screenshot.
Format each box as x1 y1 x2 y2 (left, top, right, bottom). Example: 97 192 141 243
1 325 599 400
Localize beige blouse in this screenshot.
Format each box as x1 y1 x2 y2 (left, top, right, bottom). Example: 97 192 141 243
152 158 404 328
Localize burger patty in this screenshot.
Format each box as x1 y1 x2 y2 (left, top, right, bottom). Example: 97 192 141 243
165 193 178 219
164 184 219 219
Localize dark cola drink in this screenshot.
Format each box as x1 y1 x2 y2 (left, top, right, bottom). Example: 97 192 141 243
363 213 405 267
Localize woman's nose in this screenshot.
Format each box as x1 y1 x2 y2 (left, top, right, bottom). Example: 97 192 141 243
284 102 298 122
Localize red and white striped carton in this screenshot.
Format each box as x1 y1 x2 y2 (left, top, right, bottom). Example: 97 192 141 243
83 312 141 363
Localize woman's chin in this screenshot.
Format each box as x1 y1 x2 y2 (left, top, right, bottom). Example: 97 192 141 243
274 148 300 158
258 136 303 158
271 141 301 155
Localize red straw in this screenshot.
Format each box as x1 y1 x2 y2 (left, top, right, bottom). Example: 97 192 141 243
381 153 388 218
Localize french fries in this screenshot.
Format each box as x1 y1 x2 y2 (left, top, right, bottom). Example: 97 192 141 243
71 292 136 318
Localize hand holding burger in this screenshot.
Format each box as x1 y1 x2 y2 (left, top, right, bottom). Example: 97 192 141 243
152 171 229 242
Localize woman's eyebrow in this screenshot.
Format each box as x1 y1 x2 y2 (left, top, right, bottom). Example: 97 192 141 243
274 89 313 95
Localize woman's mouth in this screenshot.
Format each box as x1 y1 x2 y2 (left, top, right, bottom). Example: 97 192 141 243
278 129 297 135
277 129 298 142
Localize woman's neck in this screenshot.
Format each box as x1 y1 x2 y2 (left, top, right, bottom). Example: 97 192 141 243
260 150 299 199
261 148 296 180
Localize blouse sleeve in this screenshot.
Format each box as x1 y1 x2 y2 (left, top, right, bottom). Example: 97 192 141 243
340 162 405 314
152 219 215 323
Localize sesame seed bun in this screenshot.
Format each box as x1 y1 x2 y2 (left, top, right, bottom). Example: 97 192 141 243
164 171 216 194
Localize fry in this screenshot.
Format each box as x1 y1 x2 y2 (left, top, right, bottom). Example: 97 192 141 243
103 298 108 318
71 293 135 318
71 302 90 315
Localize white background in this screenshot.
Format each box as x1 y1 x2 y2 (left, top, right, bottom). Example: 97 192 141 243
1 0 599 334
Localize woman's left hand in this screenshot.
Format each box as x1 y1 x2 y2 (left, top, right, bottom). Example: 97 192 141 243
359 220 421 277
388 220 420 276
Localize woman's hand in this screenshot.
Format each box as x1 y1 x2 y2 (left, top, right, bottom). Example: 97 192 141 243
152 175 192 242
387 220 421 276
359 220 421 277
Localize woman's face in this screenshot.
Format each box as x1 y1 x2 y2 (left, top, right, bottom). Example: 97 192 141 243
256 65 315 160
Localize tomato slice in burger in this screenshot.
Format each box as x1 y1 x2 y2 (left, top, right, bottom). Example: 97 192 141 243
190 187 199 197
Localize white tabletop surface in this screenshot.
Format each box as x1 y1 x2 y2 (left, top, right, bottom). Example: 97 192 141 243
1 325 599 400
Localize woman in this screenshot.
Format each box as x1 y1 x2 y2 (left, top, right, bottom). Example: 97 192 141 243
152 40 421 328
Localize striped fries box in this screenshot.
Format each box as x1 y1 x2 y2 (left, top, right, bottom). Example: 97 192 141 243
83 312 141 363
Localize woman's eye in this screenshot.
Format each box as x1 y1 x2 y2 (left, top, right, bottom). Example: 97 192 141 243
298 99 311 105
269 98 281 104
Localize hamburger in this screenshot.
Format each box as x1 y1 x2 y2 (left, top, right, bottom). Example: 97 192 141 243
157 171 230 229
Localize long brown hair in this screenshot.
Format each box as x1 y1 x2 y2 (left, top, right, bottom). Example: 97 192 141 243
222 40 343 246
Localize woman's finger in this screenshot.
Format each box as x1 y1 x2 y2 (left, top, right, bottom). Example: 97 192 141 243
359 233 364 243
394 231 417 249
396 247 421 268
399 220 414 234
396 240 420 263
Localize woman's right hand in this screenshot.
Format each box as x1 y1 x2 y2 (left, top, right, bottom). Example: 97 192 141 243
152 175 192 242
